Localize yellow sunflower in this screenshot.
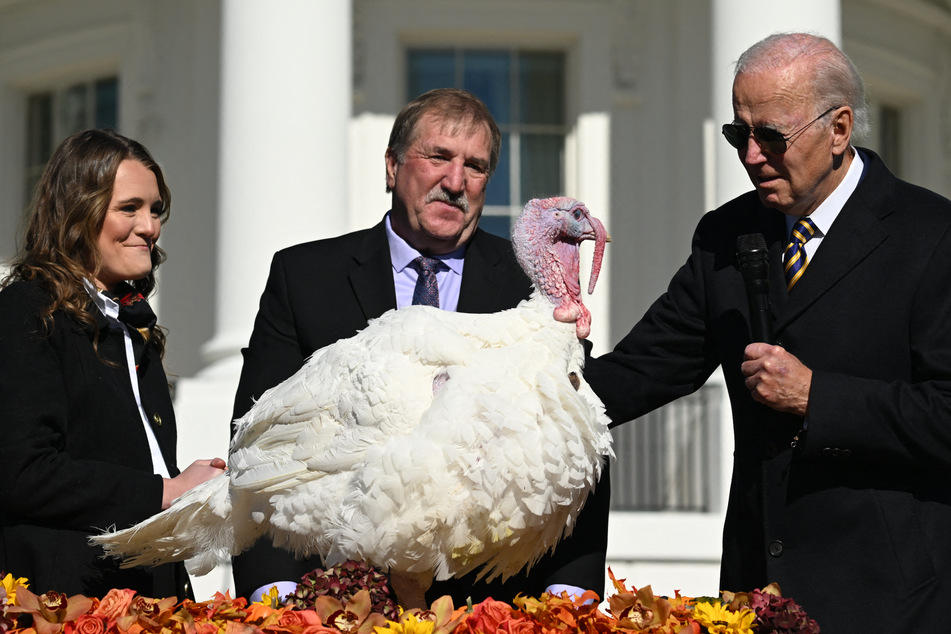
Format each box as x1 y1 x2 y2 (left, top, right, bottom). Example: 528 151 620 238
692 600 756 634
374 612 435 634
0 574 29 607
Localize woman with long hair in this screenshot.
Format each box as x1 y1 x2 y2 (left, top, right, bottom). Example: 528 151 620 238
0 129 225 598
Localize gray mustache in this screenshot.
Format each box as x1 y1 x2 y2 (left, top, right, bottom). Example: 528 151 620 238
425 189 470 213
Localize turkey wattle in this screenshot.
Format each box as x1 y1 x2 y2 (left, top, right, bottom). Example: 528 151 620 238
91 197 613 608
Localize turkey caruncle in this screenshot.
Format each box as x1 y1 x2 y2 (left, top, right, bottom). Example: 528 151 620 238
91 196 613 609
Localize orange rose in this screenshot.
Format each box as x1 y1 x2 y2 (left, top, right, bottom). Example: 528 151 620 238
65 615 106 634
496 617 537 634
459 599 518 633
278 609 321 631
93 589 136 621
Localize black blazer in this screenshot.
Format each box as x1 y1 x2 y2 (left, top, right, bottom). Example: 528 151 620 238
585 149 951 631
0 280 190 598
232 219 612 604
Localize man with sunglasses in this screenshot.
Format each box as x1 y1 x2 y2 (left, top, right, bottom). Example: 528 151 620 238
586 32 951 631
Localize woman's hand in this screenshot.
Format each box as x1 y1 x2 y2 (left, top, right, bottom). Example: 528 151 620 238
162 457 227 509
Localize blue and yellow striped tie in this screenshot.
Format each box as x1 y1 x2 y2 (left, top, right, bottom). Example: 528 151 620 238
784 217 817 291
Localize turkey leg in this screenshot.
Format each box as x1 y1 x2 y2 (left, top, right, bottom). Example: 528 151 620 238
389 570 433 610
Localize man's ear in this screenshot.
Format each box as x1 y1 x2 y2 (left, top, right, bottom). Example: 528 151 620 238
831 106 854 156
385 148 398 192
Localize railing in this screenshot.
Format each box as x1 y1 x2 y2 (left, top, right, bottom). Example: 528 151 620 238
609 383 722 512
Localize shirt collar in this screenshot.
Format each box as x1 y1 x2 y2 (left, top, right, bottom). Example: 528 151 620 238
786 147 864 237
83 278 120 322
384 212 466 275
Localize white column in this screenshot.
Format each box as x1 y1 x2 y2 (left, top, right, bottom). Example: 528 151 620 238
174 1 352 599
712 0 841 207
205 0 352 363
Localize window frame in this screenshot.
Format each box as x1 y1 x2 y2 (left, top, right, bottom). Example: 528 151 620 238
23 76 119 204
405 47 569 238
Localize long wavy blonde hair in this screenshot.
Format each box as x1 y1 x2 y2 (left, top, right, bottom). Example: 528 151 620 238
4 128 171 356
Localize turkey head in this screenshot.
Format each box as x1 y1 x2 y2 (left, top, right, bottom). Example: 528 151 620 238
512 197 608 339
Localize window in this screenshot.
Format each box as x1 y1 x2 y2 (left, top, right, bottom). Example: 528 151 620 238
407 49 566 238
25 77 119 202
877 105 901 177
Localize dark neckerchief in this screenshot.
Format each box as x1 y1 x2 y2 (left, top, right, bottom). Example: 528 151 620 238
99 282 157 371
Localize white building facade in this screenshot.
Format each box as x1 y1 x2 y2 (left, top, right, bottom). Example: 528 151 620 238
1 0 950 599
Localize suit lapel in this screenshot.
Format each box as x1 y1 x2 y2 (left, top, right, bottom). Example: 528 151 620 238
457 230 508 314
348 221 398 321
761 212 791 316
774 157 892 334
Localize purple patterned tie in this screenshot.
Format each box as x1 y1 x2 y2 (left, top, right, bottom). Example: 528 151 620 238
410 256 445 307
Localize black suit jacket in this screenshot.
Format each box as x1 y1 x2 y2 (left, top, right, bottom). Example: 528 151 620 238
231 219 611 604
585 149 951 631
0 280 190 598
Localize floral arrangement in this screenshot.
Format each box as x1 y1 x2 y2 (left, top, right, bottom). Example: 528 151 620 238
0 567 818 634
287 561 400 621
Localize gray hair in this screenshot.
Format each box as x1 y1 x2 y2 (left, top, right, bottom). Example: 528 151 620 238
736 32 870 139
386 88 501 193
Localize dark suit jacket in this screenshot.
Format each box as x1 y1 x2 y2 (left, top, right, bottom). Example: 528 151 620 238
232 219 612 604
0 280 190 599
585 149 951 631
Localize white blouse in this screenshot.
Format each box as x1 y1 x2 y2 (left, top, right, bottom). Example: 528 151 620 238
84 279 170 478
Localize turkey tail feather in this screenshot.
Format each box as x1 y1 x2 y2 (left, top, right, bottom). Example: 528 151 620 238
89 473 233 576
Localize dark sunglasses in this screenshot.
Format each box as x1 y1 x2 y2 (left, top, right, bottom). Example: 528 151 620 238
721 106 840 154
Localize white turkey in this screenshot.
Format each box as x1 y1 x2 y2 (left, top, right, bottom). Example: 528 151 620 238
92 196 613 608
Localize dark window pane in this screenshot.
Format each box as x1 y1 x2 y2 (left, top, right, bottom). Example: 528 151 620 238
406 47 564 220
478 214 512 239
25 93 53 202
519 52 564 124
520 133 563 199
880 105 901 177
61 83 88 135
463 51 511 124
485 132 511 206
26 93 53 166
407 50 455 99
95 77 119 129
24 75 119 209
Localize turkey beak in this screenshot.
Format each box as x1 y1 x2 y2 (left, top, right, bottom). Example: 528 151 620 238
586 215 608 295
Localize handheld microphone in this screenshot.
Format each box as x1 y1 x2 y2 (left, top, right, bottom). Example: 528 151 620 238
736 233 776 344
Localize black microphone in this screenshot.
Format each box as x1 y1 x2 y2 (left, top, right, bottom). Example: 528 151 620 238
736 233 776 344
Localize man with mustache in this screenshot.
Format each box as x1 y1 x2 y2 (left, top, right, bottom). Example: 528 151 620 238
231 88 611 607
